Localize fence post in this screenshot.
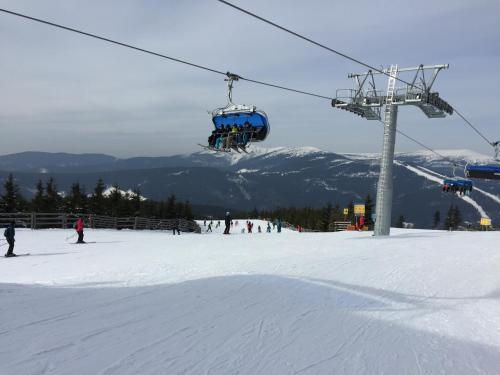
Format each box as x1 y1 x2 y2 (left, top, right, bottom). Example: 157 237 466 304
114 217 118 229
31 212 36 229
61 214 66 229
134 217 138 230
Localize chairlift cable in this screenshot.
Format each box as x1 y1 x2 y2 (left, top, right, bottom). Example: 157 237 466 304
216 0 414 86
453 107 494 147
217 0 496 149
393 126 466 168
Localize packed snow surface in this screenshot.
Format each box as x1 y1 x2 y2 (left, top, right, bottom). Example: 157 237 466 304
1 224 499 374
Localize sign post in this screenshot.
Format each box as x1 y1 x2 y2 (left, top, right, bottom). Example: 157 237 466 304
480 217 492 230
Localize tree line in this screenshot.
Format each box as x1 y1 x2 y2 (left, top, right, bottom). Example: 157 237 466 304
0 173 193 220
240 195 375 232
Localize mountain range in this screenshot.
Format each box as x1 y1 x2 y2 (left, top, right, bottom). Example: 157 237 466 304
0 147 498 228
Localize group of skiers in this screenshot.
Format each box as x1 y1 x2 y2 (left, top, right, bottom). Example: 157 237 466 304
203 215 283 235
4 212 285 257
248 220 283 234
3 216 86 257
207 122 261 151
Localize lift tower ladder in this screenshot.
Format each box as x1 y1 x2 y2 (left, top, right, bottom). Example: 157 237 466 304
332 64 452 236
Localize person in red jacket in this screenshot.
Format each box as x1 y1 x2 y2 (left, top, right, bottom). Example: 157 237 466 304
359 215 365 231
75 217 85 243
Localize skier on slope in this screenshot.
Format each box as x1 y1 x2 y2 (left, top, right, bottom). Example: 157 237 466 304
223 212 232 234
4 221 16 257
173 215 181 235
74 216 85 243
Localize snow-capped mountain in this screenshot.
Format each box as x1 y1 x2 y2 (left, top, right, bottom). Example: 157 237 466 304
0 147 498 228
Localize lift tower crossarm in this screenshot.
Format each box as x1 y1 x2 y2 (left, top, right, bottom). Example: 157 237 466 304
348 64 449 78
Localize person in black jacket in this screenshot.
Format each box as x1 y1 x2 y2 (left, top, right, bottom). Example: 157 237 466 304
4 221 16 257
223 212 232 234
172 215 181 235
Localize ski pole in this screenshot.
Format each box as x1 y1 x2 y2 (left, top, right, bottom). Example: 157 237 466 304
65 232 77 241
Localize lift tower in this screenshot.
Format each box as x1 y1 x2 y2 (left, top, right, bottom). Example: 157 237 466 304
333 64 453 236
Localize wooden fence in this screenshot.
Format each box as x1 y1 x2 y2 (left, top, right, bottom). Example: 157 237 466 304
0 213 201 233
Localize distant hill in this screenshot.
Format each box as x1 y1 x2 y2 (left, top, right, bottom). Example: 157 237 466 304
0 147 498 228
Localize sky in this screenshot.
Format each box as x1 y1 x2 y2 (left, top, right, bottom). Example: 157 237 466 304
0 0 499 157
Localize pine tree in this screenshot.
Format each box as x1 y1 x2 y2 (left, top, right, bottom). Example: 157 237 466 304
396 215 405 228
108 184 123 216
452 206 462 229
166 194 176 219
320 203 332 232
31 179 45 212
444 205 454 230
0 173 26 213
45 178 61 212
130 188 142 216
251 206 259 219
182 200 193 220
433 210 441 229
90 178 106 215
66 182 87 213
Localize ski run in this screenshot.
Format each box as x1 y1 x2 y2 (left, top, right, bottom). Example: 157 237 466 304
1 223 499 374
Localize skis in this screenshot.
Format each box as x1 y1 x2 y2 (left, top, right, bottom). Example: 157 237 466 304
4 253 30 258
198 144 248 153
198 144 231 153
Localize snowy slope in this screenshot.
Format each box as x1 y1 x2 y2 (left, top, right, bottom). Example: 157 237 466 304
1 227 499 374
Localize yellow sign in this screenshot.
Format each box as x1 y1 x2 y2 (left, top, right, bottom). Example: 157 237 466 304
354 204 365 215
343 208 349 215
480 218 491 226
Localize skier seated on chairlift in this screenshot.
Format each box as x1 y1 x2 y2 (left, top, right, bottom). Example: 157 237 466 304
209 122 254 151
442 183 472 196
213 125 227 149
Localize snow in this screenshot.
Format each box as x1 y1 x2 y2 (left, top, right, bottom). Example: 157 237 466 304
1 225 500 374
236 168 259 174
398 149 493 163
102 186 147 201
197 146 324 165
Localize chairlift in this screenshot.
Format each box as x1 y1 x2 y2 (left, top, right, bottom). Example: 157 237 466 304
202 73 270 152
465 141 500 180
442 164 473 195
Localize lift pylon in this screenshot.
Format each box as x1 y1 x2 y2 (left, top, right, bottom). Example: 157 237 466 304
333 64 452 236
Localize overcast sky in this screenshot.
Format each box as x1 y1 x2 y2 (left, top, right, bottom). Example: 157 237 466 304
0 0 499 157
